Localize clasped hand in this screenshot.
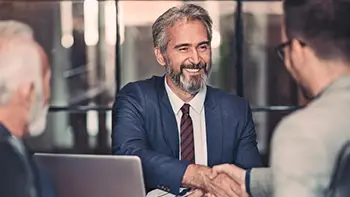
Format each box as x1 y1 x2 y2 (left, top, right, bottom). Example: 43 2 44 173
182 164 249 197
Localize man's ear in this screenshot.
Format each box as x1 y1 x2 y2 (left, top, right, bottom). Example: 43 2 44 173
18 82 34 105
154 48 166 66
290 39 306 67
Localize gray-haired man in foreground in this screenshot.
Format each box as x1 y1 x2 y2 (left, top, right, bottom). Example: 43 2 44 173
0 20 55 197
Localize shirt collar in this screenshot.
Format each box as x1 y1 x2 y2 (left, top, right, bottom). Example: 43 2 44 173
164 77 207 115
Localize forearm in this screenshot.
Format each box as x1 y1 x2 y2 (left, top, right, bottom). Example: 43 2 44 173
114 146 190 194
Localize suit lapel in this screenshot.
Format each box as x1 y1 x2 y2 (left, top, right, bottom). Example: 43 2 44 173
158 77 180 158
205 87 223 166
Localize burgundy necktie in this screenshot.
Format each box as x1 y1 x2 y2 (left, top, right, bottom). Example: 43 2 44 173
180 103 195 163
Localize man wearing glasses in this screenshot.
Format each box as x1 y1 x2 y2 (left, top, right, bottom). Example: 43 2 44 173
208 0 350 197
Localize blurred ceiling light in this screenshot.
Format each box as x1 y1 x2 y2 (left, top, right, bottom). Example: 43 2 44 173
118 1 183 26
60 1 74 48
211 30 221 49
61 35 74 48
87 102 98 137
84 0 99 46
117 1 125 45
105 1 117 45
243 2 282 14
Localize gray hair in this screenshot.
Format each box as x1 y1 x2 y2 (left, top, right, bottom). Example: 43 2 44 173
0 21 42 105
152 4 213 54
0 20 34 39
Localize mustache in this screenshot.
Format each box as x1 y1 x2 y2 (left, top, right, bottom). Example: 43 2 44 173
180 61 207 70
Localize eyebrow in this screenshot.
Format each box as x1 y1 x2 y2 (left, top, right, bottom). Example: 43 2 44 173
174 41 210 49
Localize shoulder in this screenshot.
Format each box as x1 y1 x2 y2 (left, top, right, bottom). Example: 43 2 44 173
272 110 310 144
114 76 164 111
272 103 334 143
0 140 31 197
208 86 250 109
0 139 25 174
271 107 330 163
118 76 163 96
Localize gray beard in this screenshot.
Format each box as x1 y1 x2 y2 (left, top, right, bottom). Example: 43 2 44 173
166 65 208 95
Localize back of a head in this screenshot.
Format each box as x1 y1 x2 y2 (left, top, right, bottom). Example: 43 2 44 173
0 21 42 106
283 0 350 62
0 38 43 105
0 20 33 40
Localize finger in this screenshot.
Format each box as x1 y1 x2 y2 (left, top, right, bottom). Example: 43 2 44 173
211 174 241 197
229 183 242 197
221 174 242 197
212 164 233 176
213 164 244 183
208 169 218 180
186 189 204 197
220 183 239 197
207 182 230 197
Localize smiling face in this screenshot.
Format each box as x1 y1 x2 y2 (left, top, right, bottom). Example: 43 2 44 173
155 19 212 96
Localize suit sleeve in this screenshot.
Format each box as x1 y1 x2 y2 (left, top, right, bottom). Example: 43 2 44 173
234 101 262 169
0 141 32 197
249 168 273 197
271 116 328 197
111 84 190 194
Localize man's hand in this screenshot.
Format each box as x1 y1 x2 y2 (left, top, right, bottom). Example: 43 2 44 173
185 189 205 197
182 164 247 197
213 164 248 196
206 173 247 197
185 189 215 197
182 164 217 189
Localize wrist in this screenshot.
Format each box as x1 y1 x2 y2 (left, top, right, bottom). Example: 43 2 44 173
181 164 212 189
182 164 196 187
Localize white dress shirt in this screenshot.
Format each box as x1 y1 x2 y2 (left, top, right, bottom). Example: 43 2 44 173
146 79 208 197
164 78 208 166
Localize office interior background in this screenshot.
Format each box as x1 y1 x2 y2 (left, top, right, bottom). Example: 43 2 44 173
0 0 309 166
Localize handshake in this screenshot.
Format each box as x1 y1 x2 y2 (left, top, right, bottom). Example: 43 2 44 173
182 164 249 197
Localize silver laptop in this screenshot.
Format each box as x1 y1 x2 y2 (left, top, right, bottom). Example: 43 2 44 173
33 153 146 197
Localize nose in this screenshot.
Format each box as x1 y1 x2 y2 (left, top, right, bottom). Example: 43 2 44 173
189 49 200 65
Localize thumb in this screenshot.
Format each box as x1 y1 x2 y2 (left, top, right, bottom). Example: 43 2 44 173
212 164 230 174
213 164 243 182
208 169 218 179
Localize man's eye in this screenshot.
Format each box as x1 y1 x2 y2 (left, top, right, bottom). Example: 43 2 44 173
178 47 189 52
198 45 208 52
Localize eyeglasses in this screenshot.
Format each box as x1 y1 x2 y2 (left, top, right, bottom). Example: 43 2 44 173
276 40 306 61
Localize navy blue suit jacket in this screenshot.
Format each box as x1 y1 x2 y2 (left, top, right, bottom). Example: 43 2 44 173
112 76 261 194
0 124 56 197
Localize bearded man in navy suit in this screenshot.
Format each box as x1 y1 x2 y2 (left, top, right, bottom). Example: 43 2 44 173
112 4 261 197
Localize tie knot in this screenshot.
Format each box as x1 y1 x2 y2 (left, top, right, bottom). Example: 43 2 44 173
181 103 190 114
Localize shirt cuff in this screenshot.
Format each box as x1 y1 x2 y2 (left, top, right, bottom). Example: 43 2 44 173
245 169 252 197
178 188 191 196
